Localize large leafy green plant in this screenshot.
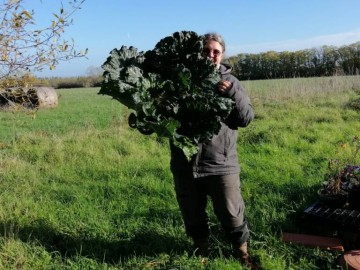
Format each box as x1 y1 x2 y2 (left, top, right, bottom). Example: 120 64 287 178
99 31 234 159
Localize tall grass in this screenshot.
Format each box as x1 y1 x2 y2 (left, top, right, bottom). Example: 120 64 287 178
0 77 359 269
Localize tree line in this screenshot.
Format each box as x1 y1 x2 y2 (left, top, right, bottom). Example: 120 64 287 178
227 42 360 80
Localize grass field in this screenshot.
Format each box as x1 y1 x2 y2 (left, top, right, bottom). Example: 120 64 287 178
0 76 360 269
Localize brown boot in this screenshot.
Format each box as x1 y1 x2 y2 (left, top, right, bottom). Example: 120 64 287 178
234 242 259 270
193 238 209 263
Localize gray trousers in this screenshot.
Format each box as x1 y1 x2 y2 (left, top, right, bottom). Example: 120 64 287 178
173 173 249 245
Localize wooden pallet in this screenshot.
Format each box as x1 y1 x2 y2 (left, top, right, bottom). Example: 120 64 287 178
282 232 344 251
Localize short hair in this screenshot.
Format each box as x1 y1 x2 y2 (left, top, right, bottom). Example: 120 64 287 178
203 33 226 53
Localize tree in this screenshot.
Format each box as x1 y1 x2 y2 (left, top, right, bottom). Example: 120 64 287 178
0 0 87 80
339 42 360 75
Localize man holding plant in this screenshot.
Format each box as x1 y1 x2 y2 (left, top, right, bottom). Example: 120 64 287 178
169 33 256 268
100 30 257 268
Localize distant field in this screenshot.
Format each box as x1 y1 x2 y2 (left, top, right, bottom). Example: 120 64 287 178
0 76 359 269
0 87 124 142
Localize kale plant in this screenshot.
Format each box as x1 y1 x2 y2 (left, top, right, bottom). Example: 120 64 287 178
99 31 234 159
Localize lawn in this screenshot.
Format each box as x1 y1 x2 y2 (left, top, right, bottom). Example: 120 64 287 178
0 76 359 269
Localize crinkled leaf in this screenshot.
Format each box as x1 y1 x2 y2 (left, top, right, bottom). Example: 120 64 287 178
99 31 235 160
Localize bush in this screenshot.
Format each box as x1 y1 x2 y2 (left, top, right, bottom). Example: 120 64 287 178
347 97 360 111
35 76 103 89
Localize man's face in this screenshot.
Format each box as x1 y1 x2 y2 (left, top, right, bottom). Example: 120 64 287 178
203 40 223 67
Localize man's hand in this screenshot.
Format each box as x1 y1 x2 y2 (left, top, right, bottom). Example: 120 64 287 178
218 80 233 94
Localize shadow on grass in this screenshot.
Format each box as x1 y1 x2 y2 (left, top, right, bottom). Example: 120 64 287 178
245 180 341 269
0 216 190 265
246 179 319 231
0 181 335 268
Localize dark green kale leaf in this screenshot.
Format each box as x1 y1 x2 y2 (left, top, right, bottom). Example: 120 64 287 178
99 46 146 109
99 31 234 160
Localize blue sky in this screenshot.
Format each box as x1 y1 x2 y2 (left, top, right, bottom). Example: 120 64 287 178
27 0 360 77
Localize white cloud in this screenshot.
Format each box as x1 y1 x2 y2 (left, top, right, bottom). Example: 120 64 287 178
228 30 360 55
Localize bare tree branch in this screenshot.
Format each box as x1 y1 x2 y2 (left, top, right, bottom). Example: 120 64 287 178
0 0 87 80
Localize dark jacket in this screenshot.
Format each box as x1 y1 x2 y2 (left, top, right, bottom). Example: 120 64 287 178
170 64 254 178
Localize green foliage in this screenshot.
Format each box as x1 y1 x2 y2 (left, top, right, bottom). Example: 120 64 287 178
99 31 234 159
347 96 360 111
231 42 360 80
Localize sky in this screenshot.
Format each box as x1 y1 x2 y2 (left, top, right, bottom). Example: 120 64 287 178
24 0 360 78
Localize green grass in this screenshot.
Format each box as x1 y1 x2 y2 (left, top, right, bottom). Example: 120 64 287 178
0 78 360 269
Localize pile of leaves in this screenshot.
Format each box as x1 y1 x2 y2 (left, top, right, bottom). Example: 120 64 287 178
99 31 234 159
321 163 360 195
321 136 360 195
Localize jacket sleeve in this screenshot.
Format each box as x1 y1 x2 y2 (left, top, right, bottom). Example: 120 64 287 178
222 75 254 128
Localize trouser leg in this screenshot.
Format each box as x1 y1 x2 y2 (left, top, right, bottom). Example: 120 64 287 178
207 174 250 245
173 173 209 239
